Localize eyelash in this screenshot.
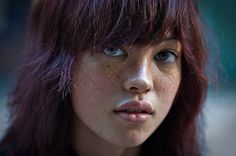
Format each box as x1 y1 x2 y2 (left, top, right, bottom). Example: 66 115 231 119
103 47 179 64
154 50 179 64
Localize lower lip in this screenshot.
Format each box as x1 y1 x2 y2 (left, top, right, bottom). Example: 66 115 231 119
115 112 151 123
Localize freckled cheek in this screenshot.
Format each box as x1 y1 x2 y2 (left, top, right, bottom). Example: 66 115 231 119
83 74 110 96
71 59 120 116
154 72 181 103
71 72 108 117
151 74 180 121
95 63 122 85
79 68 120 99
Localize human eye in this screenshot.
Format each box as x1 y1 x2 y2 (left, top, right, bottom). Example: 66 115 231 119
103 47 126 57
154 50 179 64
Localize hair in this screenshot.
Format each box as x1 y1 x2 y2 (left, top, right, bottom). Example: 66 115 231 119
0 0 208 156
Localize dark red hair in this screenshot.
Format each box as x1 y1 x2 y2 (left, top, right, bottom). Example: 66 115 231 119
0 0 208 156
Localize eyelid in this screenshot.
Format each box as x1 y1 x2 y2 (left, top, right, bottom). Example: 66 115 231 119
154 49 180 64
158 49 179 57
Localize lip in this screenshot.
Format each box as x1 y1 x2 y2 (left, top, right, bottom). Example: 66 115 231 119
114 100 153 123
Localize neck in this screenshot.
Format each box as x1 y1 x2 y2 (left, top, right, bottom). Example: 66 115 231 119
72 118 140 156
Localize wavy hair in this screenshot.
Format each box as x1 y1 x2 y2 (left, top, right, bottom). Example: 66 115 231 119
0 0 208 156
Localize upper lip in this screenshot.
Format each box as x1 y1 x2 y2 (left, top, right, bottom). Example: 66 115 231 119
114 100 153 114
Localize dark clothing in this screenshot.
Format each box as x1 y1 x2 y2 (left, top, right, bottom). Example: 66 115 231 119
0 146 10 156
0 149 7 156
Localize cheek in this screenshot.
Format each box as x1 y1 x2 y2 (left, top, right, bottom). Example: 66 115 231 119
71 71 106 130
157 66 181 96
71 70 106 107
153 71 181 116
71 61 119 116
73 60 116 95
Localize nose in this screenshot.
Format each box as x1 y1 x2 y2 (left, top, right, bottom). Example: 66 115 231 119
124 59 153 94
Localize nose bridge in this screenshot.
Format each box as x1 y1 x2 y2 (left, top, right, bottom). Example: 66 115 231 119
133 58 150 80
124 57 153 94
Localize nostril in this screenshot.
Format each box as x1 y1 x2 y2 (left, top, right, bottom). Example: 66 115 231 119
128 85 150 94
130 87 138 90
124 78 152 94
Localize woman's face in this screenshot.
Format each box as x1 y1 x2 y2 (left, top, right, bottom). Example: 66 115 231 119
71 39 182 147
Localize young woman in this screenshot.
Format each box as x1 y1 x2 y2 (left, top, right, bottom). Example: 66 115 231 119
0 0 208 156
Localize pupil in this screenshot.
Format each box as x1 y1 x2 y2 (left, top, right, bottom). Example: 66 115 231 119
160 53 169 60
109 48 116 51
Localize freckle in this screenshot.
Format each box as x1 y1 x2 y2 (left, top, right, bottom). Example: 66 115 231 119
115 75 120 80
106 65 111 68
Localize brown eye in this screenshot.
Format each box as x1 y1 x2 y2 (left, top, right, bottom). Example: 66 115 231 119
154 50 178 64
104 47 126 57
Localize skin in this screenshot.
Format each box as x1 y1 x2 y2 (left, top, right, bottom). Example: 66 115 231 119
71 39 182 156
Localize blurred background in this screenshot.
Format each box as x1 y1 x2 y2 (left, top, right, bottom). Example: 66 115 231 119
0 0 235 155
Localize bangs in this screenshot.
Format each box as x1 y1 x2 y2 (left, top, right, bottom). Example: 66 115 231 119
60 0 186 49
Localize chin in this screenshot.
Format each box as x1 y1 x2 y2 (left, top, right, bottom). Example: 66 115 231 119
109 131 150 148
122 140 145 148
117 138 146 148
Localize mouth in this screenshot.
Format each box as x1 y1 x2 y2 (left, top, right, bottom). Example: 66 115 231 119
114 100 153 123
